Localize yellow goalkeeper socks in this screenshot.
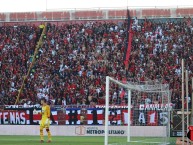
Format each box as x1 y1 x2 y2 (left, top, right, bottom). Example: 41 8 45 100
46 128 51 140
40 127 44 141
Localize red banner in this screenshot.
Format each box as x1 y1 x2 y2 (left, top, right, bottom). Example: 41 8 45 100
147 111 158 126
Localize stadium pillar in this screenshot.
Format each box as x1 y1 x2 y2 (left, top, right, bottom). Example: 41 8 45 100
191 78 193 125
127 89 131 142
186 70 189 133
185 70 191 145
182 59 185 145
104 76 110 145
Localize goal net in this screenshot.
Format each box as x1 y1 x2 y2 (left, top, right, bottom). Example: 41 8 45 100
104 76 171 145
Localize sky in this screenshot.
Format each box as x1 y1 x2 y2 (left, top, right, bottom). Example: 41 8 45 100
0 0 193 12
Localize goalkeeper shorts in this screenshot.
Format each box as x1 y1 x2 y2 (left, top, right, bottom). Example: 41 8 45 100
40 119 50 128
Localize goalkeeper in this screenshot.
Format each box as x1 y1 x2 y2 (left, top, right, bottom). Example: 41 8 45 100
34 98 52 143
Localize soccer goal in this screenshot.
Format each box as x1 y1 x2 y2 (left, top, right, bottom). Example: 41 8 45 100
104 76 171 145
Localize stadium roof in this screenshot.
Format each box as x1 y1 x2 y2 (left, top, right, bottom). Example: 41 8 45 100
0 0 193 12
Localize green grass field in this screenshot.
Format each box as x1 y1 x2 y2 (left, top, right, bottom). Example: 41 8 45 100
0 136 177 145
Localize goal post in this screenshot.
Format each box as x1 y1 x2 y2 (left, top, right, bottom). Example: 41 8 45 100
127 89 131 142
105 76 110 145
104 76 171 145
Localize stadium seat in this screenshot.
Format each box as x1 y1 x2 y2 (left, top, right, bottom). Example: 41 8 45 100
10 13 17 21
0 13 6 21
142 9 170 17
42 12 53 20
75 11 103 19
176 8 193 17
108 10 127 19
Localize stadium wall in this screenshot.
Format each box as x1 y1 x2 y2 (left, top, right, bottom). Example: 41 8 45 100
0 8 193 22
0 125 166 137
0 20 125 26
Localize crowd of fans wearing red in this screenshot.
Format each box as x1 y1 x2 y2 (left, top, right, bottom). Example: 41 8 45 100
0 18 192 109
0 25 40 105
130 18 193 108
0 21 128 106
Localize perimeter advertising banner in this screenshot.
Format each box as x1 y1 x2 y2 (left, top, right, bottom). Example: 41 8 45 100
0 125 166 137
0 104 172 126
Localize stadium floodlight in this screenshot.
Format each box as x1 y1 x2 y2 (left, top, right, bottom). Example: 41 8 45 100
104 76 171 145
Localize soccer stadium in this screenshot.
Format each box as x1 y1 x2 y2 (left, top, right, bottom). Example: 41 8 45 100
0 0 193 144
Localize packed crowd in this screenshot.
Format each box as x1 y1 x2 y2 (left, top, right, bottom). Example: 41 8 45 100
0 18 192 109
0 25 41 105
130 18 193 108
31 22 127 106
0 21 128 106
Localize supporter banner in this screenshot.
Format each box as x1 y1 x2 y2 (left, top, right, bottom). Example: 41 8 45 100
65 108 81 125
95 103 173 110
1 104 171 125
108 109 121 125
25 110 58 125
147 111 158 126
4 103 173 110
122 109 133 125
139 104 173 111
0 110 58 125
0 111 26 125
87 108 103 125
4 105 41 109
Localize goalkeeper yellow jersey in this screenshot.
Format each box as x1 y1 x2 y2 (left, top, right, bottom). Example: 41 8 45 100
41 105 50 120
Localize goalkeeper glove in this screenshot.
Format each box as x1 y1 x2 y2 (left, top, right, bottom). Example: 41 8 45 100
45 118 49 125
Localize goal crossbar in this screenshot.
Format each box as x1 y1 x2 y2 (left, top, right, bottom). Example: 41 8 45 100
109 77 169 92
